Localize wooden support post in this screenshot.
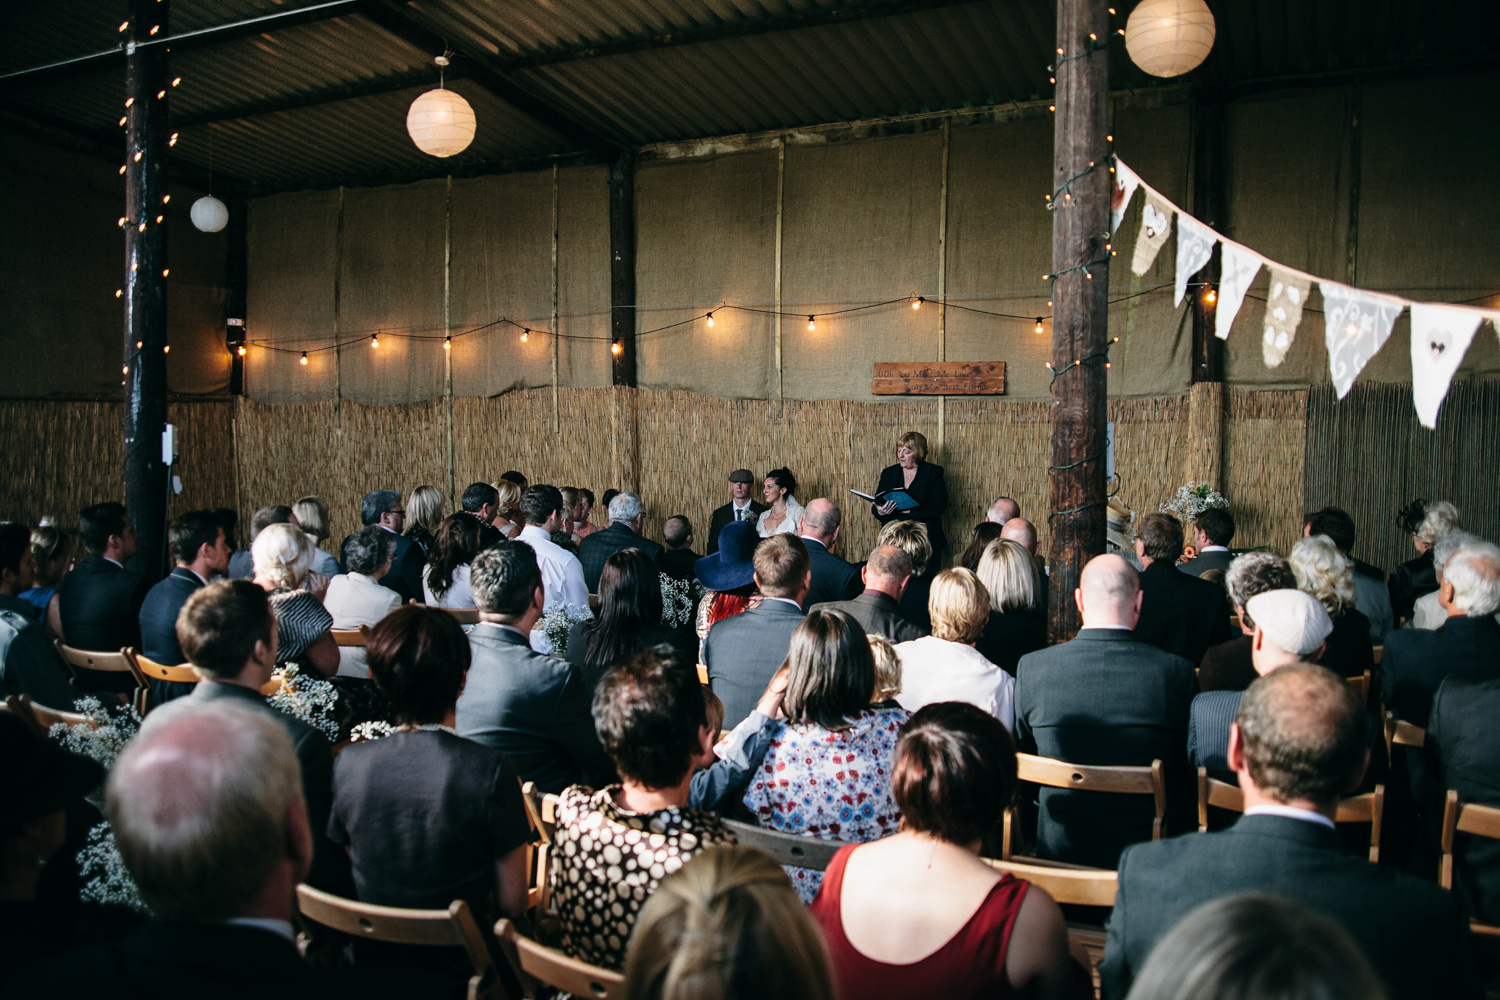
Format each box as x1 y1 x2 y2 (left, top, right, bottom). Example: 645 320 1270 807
608 151 637 387
225 194 247 395
443 175 454 504
1047 0 1112 642
1189 90 1225 384
551 164 560 433
123 0 172 583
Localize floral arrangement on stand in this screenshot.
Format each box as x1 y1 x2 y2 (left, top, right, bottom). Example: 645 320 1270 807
266 665 341 742
535 604 594 657
1159 481 1229 522
661 574 702 630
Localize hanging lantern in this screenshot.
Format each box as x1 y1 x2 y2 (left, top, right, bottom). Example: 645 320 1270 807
190 195 228 233
407 56 475 158
1125 0 1216 78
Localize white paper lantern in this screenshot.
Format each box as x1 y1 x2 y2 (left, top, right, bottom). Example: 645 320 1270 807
406 88 476 158
190 194 228 233
1126 0 1216 78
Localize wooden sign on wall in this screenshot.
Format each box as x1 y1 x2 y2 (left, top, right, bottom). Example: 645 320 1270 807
871 362 1006 395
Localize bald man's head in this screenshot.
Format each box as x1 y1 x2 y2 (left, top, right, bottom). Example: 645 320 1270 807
1000 517 1038 556
1234 663 1367 807
863 544 913 600
987 497 1020 525
800 498 842 546
1075 553 1141 628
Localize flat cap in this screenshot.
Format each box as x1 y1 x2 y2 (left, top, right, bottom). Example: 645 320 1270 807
727 469 755 483
1245 588 1334 656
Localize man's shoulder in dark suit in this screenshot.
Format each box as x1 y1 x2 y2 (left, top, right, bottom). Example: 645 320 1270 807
1134 561 1232 663
58 555 147 650
579 523 664 589
1187 690 1242 775
1179 549 1232 578
1383 616 1500 724
139 569 203 664
707 501 767 554
810 591 924 643
800 538 861 609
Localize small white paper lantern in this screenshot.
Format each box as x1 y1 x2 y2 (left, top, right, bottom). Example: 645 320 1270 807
406 88 476 158
190 194 228 233
1126 0 1216 78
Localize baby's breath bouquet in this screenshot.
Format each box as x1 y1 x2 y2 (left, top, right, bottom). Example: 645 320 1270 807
536 603 594 657
266 665 340 741
77 824 149 913
1159 481 1229 521
47 696 140 775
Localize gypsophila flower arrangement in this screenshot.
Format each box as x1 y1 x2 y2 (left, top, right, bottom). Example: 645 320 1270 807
349 720 396 743
47 696 140 774
77 824 149 914
1159 481 1229 521
660 574 702 630
266 666 341 742
536 603 593 657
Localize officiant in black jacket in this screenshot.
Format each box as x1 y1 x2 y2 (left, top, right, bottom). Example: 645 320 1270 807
871 430 949 567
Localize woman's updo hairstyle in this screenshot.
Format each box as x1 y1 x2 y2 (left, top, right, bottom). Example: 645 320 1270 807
766 468 797 497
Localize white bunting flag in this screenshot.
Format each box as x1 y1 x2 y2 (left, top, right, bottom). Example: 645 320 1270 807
1174 215 1216 307
1110 160 1141 235
1320 282 1405 399
1215 242 1263 341
1262 267 1311 367
1131 190 1173 276
1409 303 1483 428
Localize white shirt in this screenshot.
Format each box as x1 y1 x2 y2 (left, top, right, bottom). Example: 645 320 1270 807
894 635 1015 732
518 525 590 614
1244 804 1336 830
323 572 402 678
424 563 476 610
1199 545 1230 554
731 499 755 522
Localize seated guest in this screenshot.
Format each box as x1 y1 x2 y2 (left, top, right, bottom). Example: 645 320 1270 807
1100 664 1475 1000
959 521 1005 571
734 608 907 902
57 501 148 661
692 663 789 812
1197 552 1298 692
1390 500 1460 624
987 496 1020 525
1304 506 1393 642
552 648 738 971
456 481 506 546
1178 508 1235 578
704 533 809 729
1410 530 1486 631
340 490 424 602
455 541 614 793
1189 589 1332 781
501 469 528 491
707 469 767 555
323 526 401 678
138 510 232 703
402 485 446 559
228 504 291 580
622 846 835 1000
0 522 79 708
516 485 590 621
895 568 1014 729
810 544 925 644
879 519 935 632
253 523 338 678
867 634 902 706
1124 895 1384 1000
999 516 1048 610
657 515 698 581
565 487 598 542
291 497 340 578
1429 671 1500 927
580 491 664 593
1289 534 1373 678
810 703 1071 999
1132 512 1232 665
974 538 1047 677
1383 540 1500 728
19 523 70 638
1014 554 1195 869
487 480 522 540
422 513 482 609
693 520 762 659
179 579 345 892
330 607 529 928
567 549 690 686
798 500 861 609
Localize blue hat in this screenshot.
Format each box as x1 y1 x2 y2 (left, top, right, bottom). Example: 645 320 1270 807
696 521 759 591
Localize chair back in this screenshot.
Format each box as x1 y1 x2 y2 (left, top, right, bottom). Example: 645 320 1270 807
2 693 100 734
295 884 504 998
521 784 560 915
496 918 623 999
983 857 1117 907
696 663 710 686
1346 669 1371 705
720 818 847 871
1384 710 1426 749
130 651 201 686
57 641 148 713
330 625 371 647
1197 768 1384 862
444 607 480 625
1372 645 1383 665
1440 790 1500 938
1003 754 1166 860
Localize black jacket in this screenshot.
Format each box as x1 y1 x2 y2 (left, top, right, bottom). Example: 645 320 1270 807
0 593 77 709
578 522 664 594
138 567 205 707
1177 549 1231 578
703 600 805 730
1320 607 1375 678
974 609 1048 678
1390 550 1438 624
1134 561 1233 666
872 461 949 555
1430 675 1500 925
799 537 861 611
1100 814 1477 1000
1014 628 1196 868
707 500 767 555
58 555 148 651
1197 633 1255 692
809 590 925 644
1383 615 1500 728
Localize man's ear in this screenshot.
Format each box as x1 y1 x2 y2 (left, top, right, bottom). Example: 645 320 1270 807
753 572 764 591
1227 723 1246 774
1134 590 1144 614
1073 587 1085 617
861 566 870 586
1251 626 1265 653
532 585 546 612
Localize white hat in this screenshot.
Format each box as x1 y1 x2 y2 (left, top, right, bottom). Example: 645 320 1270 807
1245 589 1334 656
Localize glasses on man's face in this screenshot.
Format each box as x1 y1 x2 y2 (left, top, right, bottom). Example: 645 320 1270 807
389 509 406 516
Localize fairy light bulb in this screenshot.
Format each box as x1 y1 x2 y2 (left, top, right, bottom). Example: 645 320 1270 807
611 341 623 356
237 345 246 356
300 352 308 365
705 312 714 327
912 296 922 310
520 329 529 343
1035 317 1044 334
443 336 451 350
162 344 170 354
371 334 379 348
1203 287 1217 305
807 316 816 331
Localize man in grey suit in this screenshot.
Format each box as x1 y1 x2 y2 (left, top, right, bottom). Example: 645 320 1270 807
456 540 614 794
704 533 810 729
810 544 925 643
1178 508 1235 579
1102 663 1476 1000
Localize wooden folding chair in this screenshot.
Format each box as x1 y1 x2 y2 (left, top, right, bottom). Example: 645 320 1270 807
130 651 201 691
496 918 621 999
2 692 99 735
1384 710 1425 749
1372 645 1383 666
260 672 285 697
1197 768 1384 862
1345 669 1371 706
720 818 848 871
521 783 559 915
331 625 371 647
295 884 506 1000
1003 754 1166 861
984 857 1117 994
56 641 148 714
696 664 710 686
1440 790 1500 938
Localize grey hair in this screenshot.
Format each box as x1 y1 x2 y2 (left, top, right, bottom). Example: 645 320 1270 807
1416 500 1461 547
113 701 302 921
1225 552 1297 629
609 491 643 523
1290 535 1355 618
251 522 315 590
360 489 401 526
1432 530 1480 584
344 524 396 576
1446 541 1500 618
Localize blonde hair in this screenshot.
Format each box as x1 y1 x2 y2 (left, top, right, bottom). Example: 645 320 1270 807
492 480 522 517
29 524 71 586
877 519 932 577
251 522 315 591
896 430 928 462
407 485 446 535
1416 501 1461 547
291 496 330 542
1290 535 1355 617
976 539 1036 613
868 634 902 702
928 567 991 644
623 846 834 1000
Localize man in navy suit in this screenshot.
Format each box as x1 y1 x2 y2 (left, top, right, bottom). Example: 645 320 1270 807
340 490 424 603
58 502 150 693
578 491 663 594
138 511 233 706
797 499 860 611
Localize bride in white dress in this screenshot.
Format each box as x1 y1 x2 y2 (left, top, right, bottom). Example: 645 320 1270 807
756 467 804 537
